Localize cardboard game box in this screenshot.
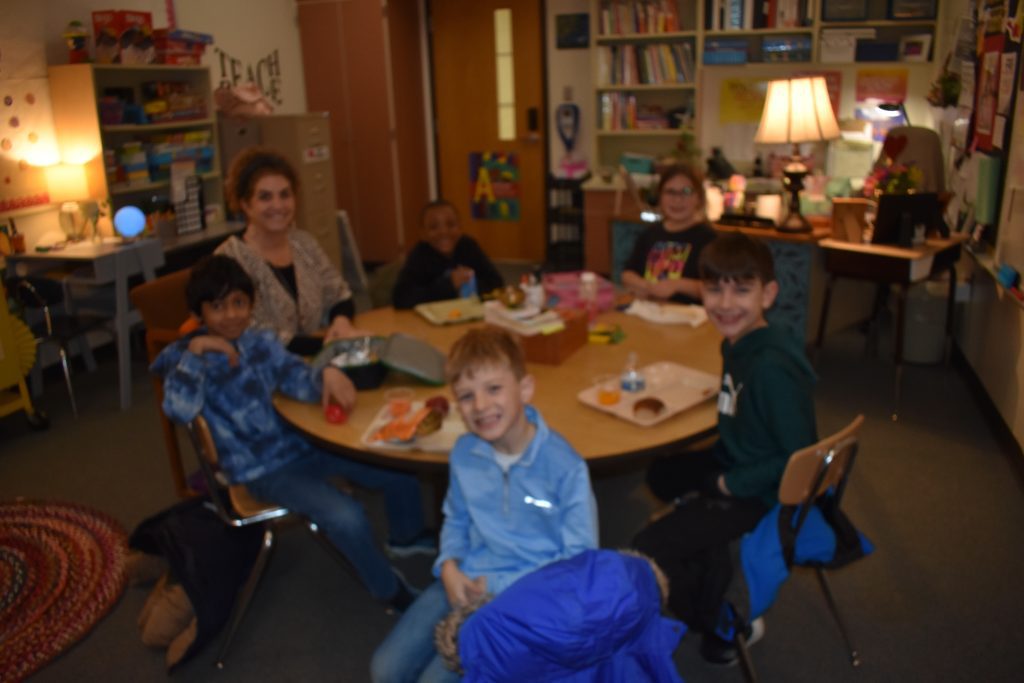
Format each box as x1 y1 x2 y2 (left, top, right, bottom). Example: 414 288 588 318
92 10 154 64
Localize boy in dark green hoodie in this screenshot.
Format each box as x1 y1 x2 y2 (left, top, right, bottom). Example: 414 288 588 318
633 231 817 664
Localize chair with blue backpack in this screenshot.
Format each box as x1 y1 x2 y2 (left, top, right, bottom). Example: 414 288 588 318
714 414 872 682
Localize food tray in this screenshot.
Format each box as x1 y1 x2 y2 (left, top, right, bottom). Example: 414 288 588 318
360 400 466 453
577 361 719 427
414 297 484 325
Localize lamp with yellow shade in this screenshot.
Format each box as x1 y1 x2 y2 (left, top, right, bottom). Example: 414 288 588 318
45 162 90 241
754 76 840 232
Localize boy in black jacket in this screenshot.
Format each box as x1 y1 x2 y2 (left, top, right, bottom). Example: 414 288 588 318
392 200 504 309
633 232 817 664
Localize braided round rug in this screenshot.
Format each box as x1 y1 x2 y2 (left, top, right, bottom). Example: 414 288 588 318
0 500 128 682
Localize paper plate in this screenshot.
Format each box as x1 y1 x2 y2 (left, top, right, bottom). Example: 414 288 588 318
361 400 466 452
414 297 484 325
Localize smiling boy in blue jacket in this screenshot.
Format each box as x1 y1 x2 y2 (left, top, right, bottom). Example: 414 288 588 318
371 327 599 683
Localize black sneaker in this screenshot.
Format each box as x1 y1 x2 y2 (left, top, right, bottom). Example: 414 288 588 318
386 530 439 558
700 617 765 667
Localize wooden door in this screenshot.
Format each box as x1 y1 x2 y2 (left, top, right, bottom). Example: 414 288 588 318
429 0 546 262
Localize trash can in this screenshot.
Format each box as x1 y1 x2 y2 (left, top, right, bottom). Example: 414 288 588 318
900 280 952 364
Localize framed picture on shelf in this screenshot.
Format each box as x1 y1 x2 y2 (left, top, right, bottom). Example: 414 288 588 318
822 0 868 21
887 0 937 20
899 34 932 62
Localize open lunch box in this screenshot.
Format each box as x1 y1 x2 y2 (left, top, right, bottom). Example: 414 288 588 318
311 334 447 389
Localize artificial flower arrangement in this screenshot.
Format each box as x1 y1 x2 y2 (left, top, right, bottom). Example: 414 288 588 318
863 133 923 197
863 162 923 196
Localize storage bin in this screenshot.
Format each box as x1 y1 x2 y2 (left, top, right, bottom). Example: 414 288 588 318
543 271 616 313
509 310 588 366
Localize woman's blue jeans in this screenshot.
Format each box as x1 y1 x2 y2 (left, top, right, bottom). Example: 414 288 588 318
247 448 424 600
371 581 460 683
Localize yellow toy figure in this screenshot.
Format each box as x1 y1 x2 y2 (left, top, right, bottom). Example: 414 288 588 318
62 21 89 64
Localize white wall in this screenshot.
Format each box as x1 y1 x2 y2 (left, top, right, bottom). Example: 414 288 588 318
545 0 593 175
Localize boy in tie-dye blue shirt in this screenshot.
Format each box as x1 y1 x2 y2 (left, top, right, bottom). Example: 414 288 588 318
151 255 431 610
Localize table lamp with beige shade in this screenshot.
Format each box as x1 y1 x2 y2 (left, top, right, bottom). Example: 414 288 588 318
45 162 90 241
754 76 841 232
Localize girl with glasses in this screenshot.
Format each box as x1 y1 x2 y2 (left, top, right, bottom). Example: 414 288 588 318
621 164 716 305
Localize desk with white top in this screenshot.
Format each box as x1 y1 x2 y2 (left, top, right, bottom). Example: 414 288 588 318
4 222 243 411
5 238 164 411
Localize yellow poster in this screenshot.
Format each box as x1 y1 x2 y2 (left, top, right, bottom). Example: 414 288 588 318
718 78 767 124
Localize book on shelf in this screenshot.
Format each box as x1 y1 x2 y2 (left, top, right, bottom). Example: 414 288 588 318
601 43 694 86
761 34 812 62
599 92 640 130
679 43 694 82
706 0 808 29
776 0 802 27
658 44 677 82
703 38 748 64
724 0 752 29
599 0 680 36
636 104 669 129
597 46 612 85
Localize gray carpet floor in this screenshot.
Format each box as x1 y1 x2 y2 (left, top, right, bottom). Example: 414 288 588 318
2 322 1024 682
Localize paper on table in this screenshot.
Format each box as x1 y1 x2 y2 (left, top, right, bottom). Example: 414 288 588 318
414 297 484 325
625 300 707 326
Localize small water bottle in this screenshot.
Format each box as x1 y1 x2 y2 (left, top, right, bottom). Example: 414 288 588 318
579 271 598 321
620 351 646 393
459 272 477 298
524 273 545 309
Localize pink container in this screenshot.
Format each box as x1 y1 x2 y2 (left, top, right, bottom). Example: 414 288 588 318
542 271 616 313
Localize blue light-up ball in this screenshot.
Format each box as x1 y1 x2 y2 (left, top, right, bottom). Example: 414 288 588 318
114 205 146 238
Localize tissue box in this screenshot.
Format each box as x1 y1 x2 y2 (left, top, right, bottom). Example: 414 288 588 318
92 10 154 64
511 310 588 366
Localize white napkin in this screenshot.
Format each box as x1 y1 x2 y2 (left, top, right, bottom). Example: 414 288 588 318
625 300 707 327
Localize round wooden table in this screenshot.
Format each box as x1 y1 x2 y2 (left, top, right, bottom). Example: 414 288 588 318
275 307 722 470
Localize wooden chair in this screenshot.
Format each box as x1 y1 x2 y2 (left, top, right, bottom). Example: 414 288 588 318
186 415 357 668
610 220 648 285
367 256 406 309
130 268 195 498
735 415 867 682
